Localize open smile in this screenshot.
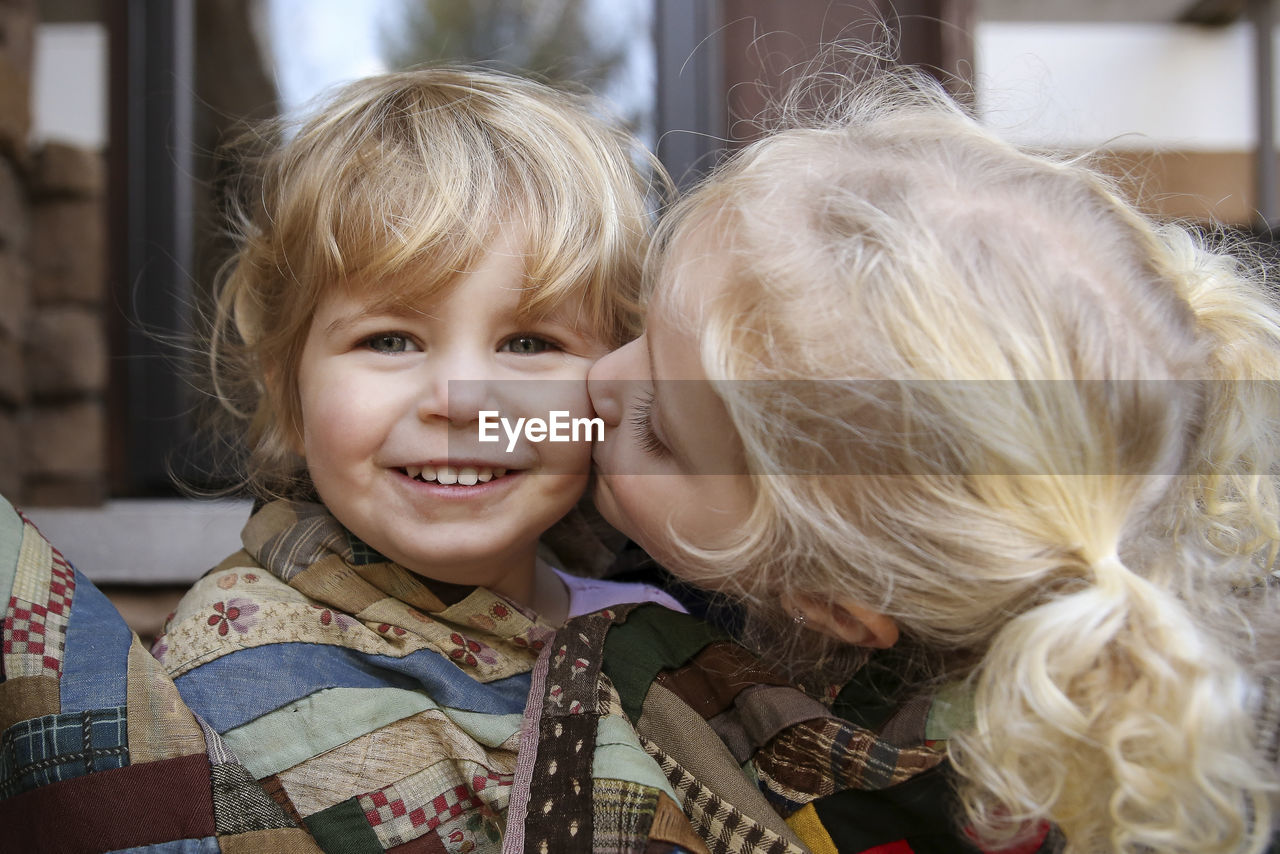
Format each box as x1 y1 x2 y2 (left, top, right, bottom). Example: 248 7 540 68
400 464 511 486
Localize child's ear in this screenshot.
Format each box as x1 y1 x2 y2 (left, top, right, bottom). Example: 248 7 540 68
784 593 899 649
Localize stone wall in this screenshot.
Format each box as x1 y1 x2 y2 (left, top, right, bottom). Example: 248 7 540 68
0 0 107 507
25 142 106 505
0 0 35 504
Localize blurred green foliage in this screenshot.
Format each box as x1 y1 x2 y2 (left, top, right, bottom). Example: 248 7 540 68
384 0 627 100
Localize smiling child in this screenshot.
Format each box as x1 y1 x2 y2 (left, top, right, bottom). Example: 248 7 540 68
147 67 688 852
291 226 606 619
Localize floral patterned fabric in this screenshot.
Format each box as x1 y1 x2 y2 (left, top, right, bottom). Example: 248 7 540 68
154 499 698 853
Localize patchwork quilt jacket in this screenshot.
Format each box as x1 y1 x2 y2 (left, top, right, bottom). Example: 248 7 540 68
0 495 1062 853
0 498 700 853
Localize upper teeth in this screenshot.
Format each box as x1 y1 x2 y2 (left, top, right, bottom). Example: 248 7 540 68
404 465 507 485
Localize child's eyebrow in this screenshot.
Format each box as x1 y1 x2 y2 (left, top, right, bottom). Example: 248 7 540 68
324 304 427 334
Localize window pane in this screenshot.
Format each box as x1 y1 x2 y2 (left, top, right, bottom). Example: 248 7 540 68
260 0 655 144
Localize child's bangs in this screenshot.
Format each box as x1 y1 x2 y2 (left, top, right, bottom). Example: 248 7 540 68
332 242 485 315
508 184 644 347
308 146 498 298
312 188 618 337
327 205 490 313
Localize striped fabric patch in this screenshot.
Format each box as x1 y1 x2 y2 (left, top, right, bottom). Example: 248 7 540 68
173 642 532 732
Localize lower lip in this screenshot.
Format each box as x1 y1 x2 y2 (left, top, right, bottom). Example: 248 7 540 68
395 469 521 499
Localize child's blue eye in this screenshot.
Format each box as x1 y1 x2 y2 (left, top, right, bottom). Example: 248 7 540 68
501 335 557 355
363 333 413 353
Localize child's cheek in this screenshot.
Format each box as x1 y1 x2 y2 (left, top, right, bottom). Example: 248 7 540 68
297 361 390 461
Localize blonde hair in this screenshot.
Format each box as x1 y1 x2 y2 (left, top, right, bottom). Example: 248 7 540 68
657 72 1280 853
212 66 661 496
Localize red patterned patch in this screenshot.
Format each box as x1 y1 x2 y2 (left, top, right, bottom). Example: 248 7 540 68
360 784 484 836
4 596 57 675
205 598 260 636
449 633 481 667
2 533 76 679
364 789 393 826
46 553 75 616
471 770 512 792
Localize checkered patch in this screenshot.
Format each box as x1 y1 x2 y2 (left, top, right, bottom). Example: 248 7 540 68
347 535 387 567
360 783 484 847
3 529 76 679
0 707 129 799
591 777 660 853
45 552 75 617
644 737 802 854
471 769 512 793
4 601 52 662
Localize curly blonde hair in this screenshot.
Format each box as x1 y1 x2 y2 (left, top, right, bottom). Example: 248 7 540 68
211 66 662 497
654 71 1280 853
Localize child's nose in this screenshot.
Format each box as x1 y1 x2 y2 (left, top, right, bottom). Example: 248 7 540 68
416 359 494 424
587 337 645 427
445 377 492 423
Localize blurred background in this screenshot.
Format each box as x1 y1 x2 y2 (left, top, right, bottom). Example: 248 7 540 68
1 0 1270 634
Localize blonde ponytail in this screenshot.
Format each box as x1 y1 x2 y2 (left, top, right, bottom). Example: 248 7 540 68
954 546 1273 853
